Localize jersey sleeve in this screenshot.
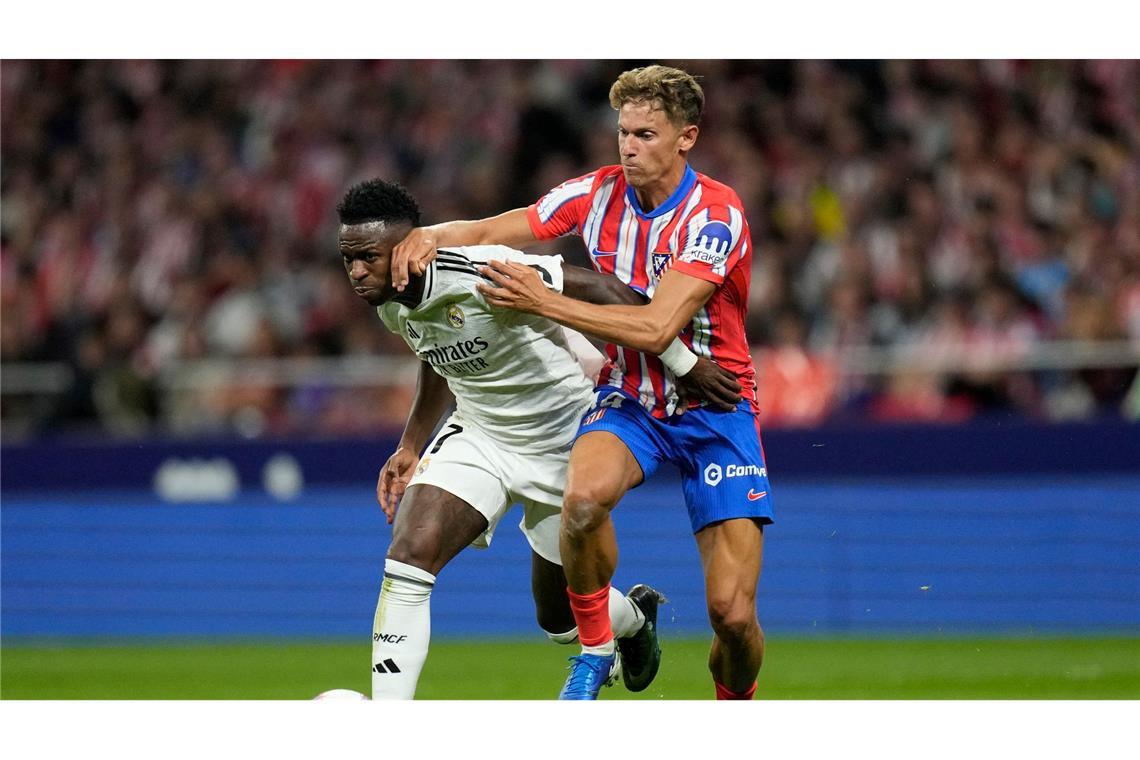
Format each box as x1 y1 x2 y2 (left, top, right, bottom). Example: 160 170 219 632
526 171 597 240
670 204 749 286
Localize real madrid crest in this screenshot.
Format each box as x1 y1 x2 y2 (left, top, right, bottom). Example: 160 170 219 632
446 304 465 328
415 457 431 476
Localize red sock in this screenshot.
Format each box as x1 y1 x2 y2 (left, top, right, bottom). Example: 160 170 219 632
714 681 757 700
567 585 613 646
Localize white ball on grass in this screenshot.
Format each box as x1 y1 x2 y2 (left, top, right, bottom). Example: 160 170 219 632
312 689 370 700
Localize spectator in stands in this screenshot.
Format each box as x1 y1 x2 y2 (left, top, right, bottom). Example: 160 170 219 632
1 60 1136 436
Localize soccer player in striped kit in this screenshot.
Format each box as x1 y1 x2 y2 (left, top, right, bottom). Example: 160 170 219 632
392 65 774 700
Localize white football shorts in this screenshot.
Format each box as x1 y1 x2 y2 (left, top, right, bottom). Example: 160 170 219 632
406 412 570 564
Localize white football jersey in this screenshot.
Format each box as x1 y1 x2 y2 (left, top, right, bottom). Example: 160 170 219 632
378 245 596 454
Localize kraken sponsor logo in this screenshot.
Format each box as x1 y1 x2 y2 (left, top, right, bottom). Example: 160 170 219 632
680 221 733 266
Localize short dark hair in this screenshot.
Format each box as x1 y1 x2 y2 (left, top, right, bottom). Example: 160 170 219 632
337 179 422 227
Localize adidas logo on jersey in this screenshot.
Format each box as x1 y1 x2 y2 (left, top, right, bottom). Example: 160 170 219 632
406 323 421 339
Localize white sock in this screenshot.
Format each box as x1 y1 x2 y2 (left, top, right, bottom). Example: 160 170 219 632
371 558 435 700
582 640 616 656
545 626 579 645
608 586 645 639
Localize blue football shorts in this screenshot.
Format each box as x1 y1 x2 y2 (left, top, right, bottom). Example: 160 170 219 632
575 387 775 533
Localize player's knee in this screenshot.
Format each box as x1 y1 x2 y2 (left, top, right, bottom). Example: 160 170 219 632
560 493 610 544
386 529 444 575
706 592 759 644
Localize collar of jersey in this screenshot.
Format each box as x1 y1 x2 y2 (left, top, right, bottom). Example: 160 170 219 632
392 262 431 309
624 163 697 219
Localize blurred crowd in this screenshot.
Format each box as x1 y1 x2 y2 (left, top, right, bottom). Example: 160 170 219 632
2 59 1138 438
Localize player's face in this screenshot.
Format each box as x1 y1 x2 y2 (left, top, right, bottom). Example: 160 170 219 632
617 101 697 193
338 221 411 306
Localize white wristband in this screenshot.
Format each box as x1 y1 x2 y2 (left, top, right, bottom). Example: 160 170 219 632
659 337 698 377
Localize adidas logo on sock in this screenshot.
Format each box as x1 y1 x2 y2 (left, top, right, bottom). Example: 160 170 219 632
372 659 402 674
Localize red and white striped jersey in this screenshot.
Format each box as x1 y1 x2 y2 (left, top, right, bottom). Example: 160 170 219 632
527 163 757 418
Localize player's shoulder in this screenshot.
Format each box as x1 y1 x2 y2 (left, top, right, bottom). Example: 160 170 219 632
433 248 484 277
592 165 627 194
376 302 403 331
444 244 522 264
693 170 746 211
447 244 565 295
418 251 486 308
594 164 625 182
570 164 623 184
542 164 622 198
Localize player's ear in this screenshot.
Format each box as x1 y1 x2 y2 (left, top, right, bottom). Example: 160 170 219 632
678 124 698 152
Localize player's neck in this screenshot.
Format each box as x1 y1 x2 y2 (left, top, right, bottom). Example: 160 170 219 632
630 162 689 213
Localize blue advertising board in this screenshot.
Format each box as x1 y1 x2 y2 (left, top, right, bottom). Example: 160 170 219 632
2 421 1138 639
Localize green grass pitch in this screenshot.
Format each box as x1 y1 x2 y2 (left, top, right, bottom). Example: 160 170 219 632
2 636 1137 699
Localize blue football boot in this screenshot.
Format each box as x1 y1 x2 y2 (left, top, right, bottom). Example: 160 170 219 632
557 651 619 700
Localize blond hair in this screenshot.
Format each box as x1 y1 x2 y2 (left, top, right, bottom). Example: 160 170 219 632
608 65 704 127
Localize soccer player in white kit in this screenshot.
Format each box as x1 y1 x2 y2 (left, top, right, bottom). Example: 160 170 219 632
337 179 742 699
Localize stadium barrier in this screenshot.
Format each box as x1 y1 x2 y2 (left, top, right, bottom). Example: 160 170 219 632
2 338 1137 439
2 421 1137 639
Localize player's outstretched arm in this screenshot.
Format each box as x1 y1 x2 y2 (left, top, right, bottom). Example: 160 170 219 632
377 361 454 523
391 208 537 292
557 264 740 410
479 263 714 355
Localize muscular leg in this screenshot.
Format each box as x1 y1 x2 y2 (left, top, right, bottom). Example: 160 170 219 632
387 484 489 574
556 431 654 698
373 484 489 699
694 517 765 696
530 549 645 643
560 431 644 595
